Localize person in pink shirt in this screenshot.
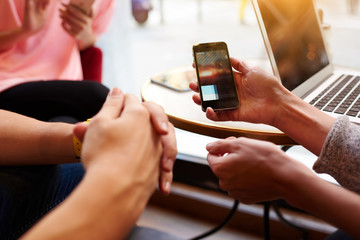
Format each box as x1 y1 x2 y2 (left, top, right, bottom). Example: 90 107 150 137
0 0 115 122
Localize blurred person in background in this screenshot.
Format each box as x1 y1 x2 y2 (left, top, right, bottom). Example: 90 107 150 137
0 0 115 122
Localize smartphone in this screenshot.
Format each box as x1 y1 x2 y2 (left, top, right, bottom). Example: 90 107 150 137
193 42 239 112
70 0 94 15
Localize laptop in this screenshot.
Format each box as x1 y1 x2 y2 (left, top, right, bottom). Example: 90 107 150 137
251 0 360 123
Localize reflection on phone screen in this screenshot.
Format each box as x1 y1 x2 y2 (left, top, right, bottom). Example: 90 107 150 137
202 85 219 101
196 49 236 102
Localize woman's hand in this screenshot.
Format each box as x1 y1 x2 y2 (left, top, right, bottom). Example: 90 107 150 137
190 58 290 126
0 0 49 52
22 0 50 35
60 3 95 50
206 137 314 204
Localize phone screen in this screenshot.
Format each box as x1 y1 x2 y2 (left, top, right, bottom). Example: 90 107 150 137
193 42 239 111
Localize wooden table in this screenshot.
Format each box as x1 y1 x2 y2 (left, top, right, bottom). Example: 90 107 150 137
141 65 296 145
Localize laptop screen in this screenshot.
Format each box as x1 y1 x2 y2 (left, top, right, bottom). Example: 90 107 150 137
255 0 330 91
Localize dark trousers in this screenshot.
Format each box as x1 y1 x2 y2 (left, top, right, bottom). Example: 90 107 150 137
0 80 109 122
326 230 356 240
0 163 85 239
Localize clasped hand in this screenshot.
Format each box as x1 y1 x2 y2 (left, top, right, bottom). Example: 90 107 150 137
22 0 50 35
60 2 96 50
73 88 177 195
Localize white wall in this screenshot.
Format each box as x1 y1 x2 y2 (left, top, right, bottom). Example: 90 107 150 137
97 0 135 94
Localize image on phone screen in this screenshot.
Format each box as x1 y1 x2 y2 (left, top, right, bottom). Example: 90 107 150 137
193 42 239 111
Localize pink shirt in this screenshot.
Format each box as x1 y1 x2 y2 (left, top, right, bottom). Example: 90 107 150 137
0 0 114 92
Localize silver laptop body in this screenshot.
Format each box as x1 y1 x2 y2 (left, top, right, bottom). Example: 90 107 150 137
251 0 360 123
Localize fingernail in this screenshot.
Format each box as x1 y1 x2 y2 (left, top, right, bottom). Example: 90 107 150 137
161 122 168 132
165 158 173 170
108 88 122 97
164 181 171 192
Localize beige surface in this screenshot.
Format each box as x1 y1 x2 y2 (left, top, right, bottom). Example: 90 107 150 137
141 64 296 145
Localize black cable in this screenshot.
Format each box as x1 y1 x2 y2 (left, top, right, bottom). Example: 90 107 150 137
272 202 309 240
279 145 309 239
189 200 239 240
281 145 293 152
262 146 292 240
263 202 270 240
189 146 294 240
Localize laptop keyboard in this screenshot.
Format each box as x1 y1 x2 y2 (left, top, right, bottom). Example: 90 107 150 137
309 74 360 117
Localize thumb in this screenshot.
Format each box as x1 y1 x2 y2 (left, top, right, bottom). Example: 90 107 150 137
230 57 250 74
73 121 89 142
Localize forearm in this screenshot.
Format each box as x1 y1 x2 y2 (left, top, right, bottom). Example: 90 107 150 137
21 167 151 240
0 27 31 52
273 89 335 155
78 34 96 51
284 171 360 238
0 110 77 165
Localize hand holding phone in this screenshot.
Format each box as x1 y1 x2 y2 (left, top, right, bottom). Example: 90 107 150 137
193 42 239 112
